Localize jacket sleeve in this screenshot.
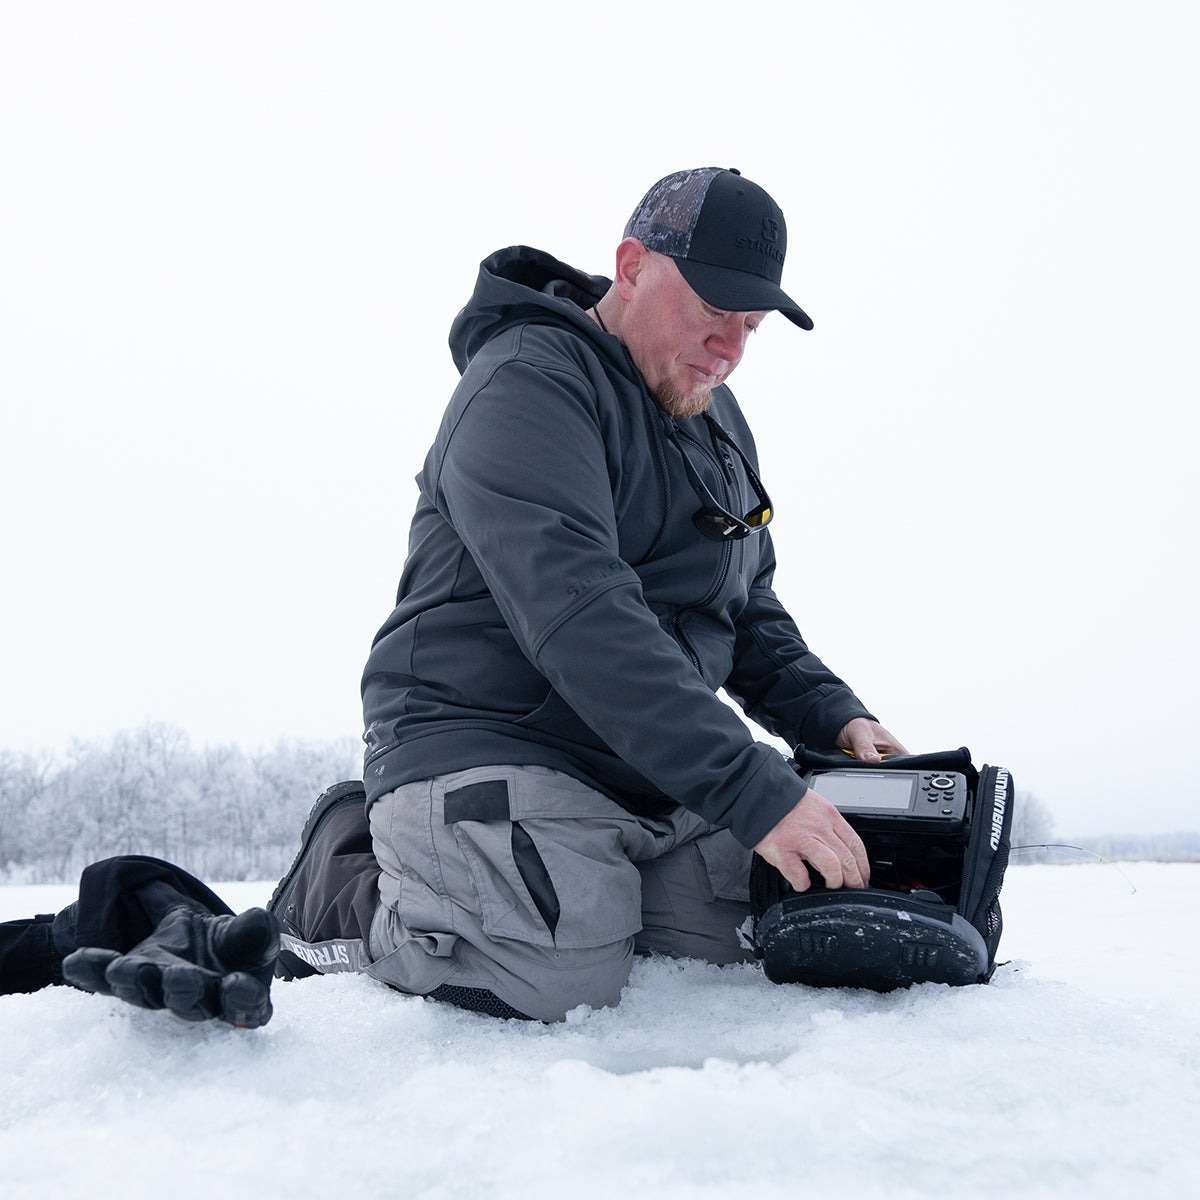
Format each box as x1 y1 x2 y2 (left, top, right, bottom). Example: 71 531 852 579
431 357 808 849
723 529 876 751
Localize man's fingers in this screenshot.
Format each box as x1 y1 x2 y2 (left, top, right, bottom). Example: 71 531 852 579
765 850 812 894
850 731 882 763
838 717 909 761
799 838 868 891
821 805 866 887
803 841 845 890
830 812 871 886
849 832 871 886
831 839 865 889
61 947 120 995
756 790 877 893
838 717 880 762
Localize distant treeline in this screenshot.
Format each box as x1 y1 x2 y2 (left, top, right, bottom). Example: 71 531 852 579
1055 831 1200 864
1007 790 1056 861
0 724 362 884
0 722 1089 885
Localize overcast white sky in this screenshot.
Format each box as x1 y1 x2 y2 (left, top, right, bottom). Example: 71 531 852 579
2 2 1197 836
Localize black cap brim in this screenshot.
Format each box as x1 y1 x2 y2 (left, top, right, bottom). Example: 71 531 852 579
672 256 814 330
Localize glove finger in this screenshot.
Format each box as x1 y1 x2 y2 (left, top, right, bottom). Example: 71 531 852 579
214 908 280 975
161 963 221 1022
61 947 120 995
105 956 166 1010
219 971 273 1029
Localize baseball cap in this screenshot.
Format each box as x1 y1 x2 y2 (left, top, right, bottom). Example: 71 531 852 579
623 167 813 330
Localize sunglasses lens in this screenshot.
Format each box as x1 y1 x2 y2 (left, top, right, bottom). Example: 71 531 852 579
693 509 746 539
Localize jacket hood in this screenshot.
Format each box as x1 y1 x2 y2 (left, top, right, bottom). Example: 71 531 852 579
449 245 627 377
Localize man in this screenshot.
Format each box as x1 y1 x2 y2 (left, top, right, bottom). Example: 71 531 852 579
351 167 906 1020
0 167 904 1026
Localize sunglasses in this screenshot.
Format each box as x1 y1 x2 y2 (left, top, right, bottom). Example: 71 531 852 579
675 414 774 541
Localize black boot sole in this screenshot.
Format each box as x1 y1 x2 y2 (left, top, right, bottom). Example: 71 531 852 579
756 889 989 990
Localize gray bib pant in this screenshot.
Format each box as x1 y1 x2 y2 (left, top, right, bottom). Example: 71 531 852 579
365 764 755 1022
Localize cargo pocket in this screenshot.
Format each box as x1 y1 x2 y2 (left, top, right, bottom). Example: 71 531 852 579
695 830 753 904
510 815 644 949
447 768 644 951
451 817 558 948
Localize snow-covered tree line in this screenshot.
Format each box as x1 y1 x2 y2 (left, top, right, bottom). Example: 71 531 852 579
1003 795 1200 864
0 723 362 884
0 723 1076 884
1008 789 1057 861
1065 831 1200 863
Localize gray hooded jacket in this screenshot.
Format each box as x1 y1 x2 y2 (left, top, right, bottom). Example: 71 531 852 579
361 246 874 849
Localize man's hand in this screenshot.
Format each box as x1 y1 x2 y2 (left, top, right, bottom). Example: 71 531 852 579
836 717 908 763
753 790 871 893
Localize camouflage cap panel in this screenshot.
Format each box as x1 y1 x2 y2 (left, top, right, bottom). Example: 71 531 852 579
622 167 721 258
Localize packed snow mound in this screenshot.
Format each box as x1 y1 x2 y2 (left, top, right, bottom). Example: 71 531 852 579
1 865 1197 1200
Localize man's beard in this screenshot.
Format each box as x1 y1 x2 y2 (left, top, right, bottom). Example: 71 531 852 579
653 378 714 420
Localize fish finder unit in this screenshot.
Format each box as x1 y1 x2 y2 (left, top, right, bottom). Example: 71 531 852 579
804 768 969 834
748 747 1014 992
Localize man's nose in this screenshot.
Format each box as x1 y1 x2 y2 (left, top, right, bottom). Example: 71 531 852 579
705 317 751 366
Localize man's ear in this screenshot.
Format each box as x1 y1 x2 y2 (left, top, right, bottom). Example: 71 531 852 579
613 237 648 302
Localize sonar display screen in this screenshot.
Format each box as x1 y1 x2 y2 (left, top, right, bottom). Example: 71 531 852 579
815 773 914 812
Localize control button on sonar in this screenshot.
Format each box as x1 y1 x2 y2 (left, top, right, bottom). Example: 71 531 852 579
930 775 954 790
941 807 954 815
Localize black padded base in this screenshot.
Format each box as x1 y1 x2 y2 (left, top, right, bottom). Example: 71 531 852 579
427 983 534 1021
756 889 990 991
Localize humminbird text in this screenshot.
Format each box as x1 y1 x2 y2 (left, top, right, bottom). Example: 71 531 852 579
990 768 1010 851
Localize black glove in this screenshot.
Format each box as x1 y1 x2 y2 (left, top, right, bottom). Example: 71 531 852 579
62 904 280 1028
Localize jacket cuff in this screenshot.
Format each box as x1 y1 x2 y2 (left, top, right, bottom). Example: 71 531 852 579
724 752 810 849
799 691 878 753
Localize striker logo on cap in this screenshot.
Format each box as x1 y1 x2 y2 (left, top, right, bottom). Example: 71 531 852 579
736 222 786 268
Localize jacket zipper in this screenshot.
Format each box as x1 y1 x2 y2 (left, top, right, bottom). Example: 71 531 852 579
670 425 741 676
676 426 735 610
673 612 702 673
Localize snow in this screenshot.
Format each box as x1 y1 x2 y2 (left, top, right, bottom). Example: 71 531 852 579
1 865 1197 1199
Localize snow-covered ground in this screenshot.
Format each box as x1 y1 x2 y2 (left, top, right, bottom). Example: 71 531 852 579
1 864 1196 1199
